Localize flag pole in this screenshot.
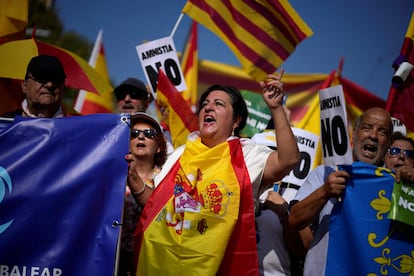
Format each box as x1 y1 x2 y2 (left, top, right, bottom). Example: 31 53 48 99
171 13 184 37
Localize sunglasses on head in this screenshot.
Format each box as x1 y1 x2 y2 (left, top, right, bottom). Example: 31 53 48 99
115 89 147 101
387 147 414 159
130 128 157 139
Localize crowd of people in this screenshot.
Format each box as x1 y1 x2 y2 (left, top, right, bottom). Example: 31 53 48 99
2 55 413 276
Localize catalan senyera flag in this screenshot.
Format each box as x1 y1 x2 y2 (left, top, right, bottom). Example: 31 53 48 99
182 0 313 81
134 138 258 275
181 21 199 107
386 12 414 134
74 30 115 114
156 70 198 148
0 0 27 43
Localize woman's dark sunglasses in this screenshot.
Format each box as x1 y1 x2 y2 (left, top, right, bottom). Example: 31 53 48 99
388 147 414 159
130 128 157 139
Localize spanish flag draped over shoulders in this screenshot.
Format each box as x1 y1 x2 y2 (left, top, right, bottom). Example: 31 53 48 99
133 136 258 275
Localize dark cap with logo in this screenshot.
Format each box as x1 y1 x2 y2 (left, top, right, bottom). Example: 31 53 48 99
25 55 66 83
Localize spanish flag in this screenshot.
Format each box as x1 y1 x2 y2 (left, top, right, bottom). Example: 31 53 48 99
182 0 313 81
74 30 115 114
156 70 198 148
181 21 199 108
133 138 258 275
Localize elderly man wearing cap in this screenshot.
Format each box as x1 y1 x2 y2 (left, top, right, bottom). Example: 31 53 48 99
113 78 152 114
2 55 79 118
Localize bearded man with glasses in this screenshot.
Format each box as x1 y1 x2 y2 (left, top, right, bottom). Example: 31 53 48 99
2 55 79 118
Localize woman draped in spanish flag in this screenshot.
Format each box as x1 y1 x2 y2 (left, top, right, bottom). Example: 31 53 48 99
126 70 299 275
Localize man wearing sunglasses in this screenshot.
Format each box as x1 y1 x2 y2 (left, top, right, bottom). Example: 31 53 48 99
385 131 414 183
2 55 79 118
113 77 151 114
114 77 174 154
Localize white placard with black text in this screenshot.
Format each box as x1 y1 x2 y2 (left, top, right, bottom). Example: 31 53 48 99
319 85 353 166
281 127 319 186
136 36 186 94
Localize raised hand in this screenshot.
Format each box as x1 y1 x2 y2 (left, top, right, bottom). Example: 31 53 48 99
259 68 285 110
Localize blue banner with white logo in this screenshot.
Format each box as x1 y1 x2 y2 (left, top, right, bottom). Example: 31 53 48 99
0 114 130 275
326 162 414 275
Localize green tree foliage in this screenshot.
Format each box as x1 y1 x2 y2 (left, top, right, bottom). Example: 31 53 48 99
28 0 92 60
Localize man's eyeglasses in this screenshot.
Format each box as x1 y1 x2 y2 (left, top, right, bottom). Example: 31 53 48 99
27 75 64 87
130 128 157 139
387 147 414 159
115 90 148 101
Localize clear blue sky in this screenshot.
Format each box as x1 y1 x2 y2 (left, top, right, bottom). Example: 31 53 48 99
55 0 413 100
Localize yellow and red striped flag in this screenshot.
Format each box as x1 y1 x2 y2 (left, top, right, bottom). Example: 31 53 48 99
181 21 199 108
182 0 313 81
74 30 115 114
156 70 198 148
0 0 28 43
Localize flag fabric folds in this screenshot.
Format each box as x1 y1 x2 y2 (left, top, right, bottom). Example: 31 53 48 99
0 78 24 114
156 70 198 148
0 114 129 275
182 0 313 81
0 38 112 94
326 162 414 275
181 21 199 107
134 138 258 275
74 30 115 114
386 12 414 133
0 0 28 42
196 59 385 129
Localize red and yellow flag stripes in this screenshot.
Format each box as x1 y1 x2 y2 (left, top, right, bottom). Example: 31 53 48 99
156 70 198 148
182 0 313 81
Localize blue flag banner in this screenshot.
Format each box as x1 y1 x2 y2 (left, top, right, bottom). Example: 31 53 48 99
0 117 13 132
0 114 130 275
326 162 414 275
